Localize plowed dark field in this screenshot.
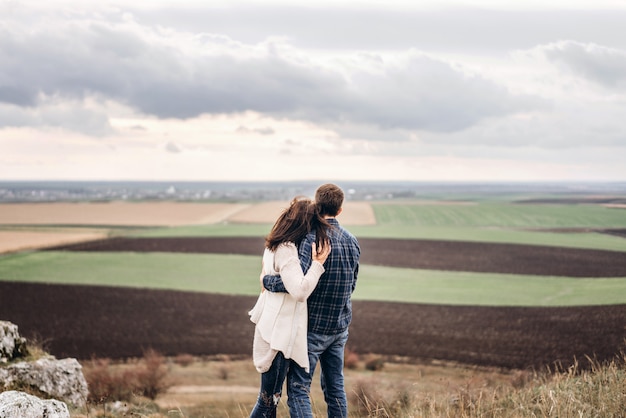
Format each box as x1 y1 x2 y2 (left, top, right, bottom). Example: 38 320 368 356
2 237 625 370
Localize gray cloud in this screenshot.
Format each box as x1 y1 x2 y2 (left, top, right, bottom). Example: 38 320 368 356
541 41 626 88
165 141 181 153
236 126 276 135
135 7 626 53
0 102 114 136
332 55 544 132
0 13 540 137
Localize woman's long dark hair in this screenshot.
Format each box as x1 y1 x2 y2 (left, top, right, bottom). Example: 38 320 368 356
266 197 330 252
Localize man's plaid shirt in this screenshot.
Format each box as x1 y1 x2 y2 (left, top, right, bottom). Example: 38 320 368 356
264 218 360 335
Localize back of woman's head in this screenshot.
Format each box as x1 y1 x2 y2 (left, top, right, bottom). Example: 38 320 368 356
265 197 315 251
266 197 332 252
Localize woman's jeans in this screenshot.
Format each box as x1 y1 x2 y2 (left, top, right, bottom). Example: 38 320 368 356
287 330 350 418
250 351 290 418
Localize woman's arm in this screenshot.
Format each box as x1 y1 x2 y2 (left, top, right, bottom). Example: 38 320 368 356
273 242 326 302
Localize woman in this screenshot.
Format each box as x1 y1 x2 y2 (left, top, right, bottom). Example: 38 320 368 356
248 197 331 417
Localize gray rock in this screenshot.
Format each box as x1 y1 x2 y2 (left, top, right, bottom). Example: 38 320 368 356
0 321 89 409
0 321 27 362
0 390 70 418
1 357 88 408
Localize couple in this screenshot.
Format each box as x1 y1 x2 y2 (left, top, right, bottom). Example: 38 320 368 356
249 184 361 418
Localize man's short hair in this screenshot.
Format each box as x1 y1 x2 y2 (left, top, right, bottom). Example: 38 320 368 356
315 184 344 217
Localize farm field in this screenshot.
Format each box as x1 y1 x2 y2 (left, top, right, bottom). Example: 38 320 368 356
3 200 626 252
1 195 625 416
2 281 624 371
124 200 626 251
0 228 109 253
1 198 625 371
1 238 626 306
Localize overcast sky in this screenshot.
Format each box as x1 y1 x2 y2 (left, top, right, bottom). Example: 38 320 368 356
2 0 626 182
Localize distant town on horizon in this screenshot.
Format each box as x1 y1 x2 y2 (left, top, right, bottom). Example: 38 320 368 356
1 180 626 203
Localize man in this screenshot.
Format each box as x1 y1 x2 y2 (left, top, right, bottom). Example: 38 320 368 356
263 183 361 417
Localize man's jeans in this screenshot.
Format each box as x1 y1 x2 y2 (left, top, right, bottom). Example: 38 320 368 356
287 330 350 418
250 351 290 418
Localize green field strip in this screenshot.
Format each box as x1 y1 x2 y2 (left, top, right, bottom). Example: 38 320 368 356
357 265 626 306
348 225 626 252
1 252 625 307
371 202 626 229
0 251 263 295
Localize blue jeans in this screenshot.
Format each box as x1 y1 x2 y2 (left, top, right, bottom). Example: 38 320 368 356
250 352 290 418
287 330 350 418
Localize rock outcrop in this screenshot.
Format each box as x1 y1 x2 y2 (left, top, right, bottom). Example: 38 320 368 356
0 321 27 362
0 357 88 408
0 390 70 418
0 320 88 409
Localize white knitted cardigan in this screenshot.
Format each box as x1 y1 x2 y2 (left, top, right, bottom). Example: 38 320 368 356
249 242 325 373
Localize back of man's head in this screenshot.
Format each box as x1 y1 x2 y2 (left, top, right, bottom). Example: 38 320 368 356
315 183 344 217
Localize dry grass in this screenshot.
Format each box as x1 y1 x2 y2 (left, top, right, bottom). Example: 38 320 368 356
83 349 170 405
398 354 626 418
71 353 626 417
